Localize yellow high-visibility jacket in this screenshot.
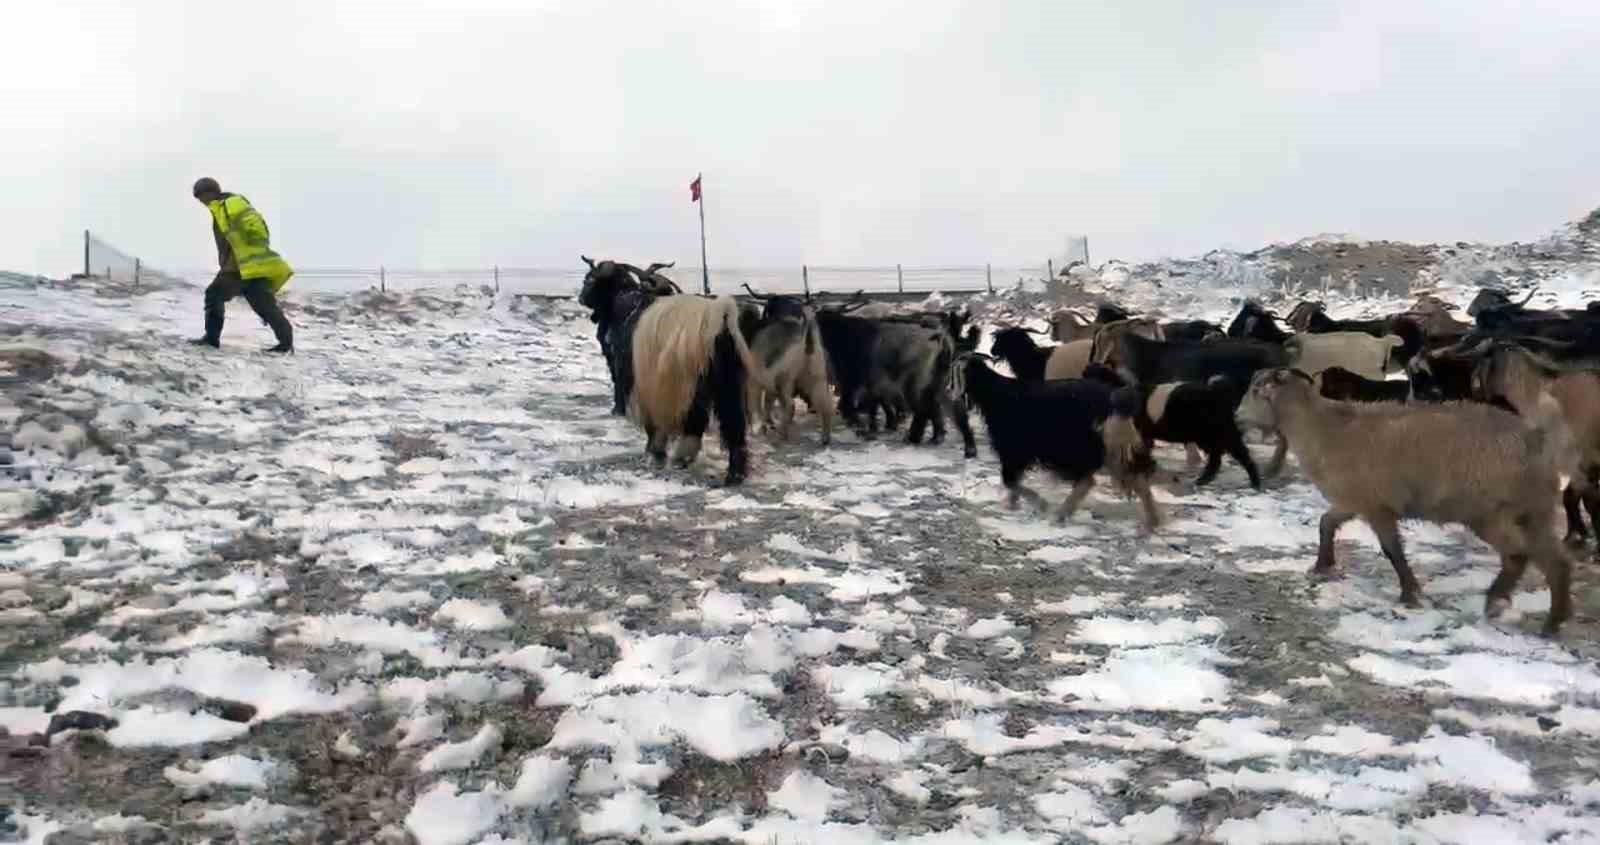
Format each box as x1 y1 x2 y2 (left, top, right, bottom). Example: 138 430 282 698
209 194 294 293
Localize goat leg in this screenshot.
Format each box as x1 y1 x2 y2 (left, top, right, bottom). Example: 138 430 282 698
1368 513 1423 607
1184 443 1202 468
779 384 796 442
1194 447 1223 486
1265 433 1289 478
1132 477 1162 531
1562 485 1587 545
1225 433 1262 491
1054 477 1096 524
645 426 668 468
1524 531 1574 636
1582 485 1600 561
1005 480 1049 513
1313 510 1354 576
950 399 977 459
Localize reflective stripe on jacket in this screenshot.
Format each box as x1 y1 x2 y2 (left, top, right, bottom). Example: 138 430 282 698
208 194 294 293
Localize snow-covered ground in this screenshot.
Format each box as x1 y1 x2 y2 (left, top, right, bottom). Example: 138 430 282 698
4 215 1600 843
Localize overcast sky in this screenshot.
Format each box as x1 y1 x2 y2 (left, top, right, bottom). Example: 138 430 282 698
4 0 1598 277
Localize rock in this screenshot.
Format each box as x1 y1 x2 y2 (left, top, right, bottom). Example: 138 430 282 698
46 710 118 737
129 593 175 610
1537 715 1560 733
0 589 29 608
201 698 257 723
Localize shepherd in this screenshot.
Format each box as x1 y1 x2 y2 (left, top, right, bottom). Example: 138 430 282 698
188 177 296 353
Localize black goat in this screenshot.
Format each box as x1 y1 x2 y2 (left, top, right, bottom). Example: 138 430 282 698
1163 320 1225 342
1226 302 1291 344
989 327 1053 381
1104 332 1289 387
581 257 676 416
1316 366 1410 403
1081 364 1261 490
952 355 1160 529
1408 347 1477 401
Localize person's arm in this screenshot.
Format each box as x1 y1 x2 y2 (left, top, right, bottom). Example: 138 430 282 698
213 218 235 270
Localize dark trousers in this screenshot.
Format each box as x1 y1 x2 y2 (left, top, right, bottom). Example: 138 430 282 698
203 271 293 347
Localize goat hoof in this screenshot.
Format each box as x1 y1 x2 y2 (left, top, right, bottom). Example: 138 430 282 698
1308 563 1339 580
1399 592 1424 609
1485 595 1511 620
963 447 978 459
1540 620 1563 639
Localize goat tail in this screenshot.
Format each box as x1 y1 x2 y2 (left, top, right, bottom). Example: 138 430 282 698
717 297 775 395
1101 387 1152 496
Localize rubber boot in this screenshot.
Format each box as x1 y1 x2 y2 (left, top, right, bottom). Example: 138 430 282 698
189 310 223 348
263 319 294 354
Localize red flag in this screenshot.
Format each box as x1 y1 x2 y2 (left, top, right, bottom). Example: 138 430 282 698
690 175 702 203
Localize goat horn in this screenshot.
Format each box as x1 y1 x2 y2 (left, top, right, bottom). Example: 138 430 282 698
1516 286 1539 307
581 255 596 269
741 283 769 299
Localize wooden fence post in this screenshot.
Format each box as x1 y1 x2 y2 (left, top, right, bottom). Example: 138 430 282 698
986 263 993 293
134 257 140 292
381 266 387 292
802 264 810 297
494 265 500 293
83 230 90 277
897 263 903 294
1047 258 1054 279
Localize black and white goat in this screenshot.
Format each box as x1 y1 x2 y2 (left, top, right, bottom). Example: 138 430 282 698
1082 363 1261 490
950 354 1161 529
580 259 771 484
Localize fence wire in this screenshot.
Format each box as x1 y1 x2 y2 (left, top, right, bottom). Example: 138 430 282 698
270 265 1050 296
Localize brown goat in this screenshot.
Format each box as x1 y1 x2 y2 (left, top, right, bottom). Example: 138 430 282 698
1235 368 1574 636
1049 309 1095 343
1407 296 1473 348
1473 343 1600 550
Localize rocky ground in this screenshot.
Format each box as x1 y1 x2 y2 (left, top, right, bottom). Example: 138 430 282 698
3 212 1600 844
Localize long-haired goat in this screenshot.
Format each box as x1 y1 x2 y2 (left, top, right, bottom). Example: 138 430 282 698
581 262 772 484
1235 367 1574 636
951 354 1161 530
1082 363 1261 490
1473 342 1600 552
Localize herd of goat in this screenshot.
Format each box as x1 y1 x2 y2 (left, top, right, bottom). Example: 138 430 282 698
579 257 1595 637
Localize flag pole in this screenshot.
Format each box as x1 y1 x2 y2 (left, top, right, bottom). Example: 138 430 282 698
696 173 710 295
